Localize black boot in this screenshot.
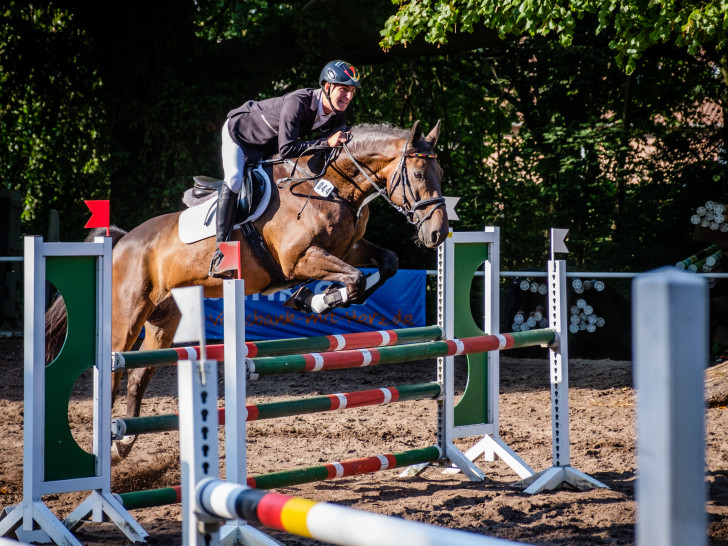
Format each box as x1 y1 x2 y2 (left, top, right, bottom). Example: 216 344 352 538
208 185 239 277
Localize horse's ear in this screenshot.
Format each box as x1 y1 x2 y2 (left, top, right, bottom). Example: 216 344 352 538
424 120 441 148
409 120 422 147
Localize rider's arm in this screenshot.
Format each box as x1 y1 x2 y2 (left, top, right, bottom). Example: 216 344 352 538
277 93 345 159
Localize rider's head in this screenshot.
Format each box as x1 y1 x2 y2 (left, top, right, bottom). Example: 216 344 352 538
319 60 360 114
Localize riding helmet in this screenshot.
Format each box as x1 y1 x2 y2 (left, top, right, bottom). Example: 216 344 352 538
319 60 361 88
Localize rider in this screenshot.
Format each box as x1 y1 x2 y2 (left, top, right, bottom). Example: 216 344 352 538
209 59 362 277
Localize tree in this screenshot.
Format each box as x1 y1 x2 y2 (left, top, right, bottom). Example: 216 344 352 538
0 4 109 236
2 0 725 276
1 0 504 241
379 0 728 82
379 0 727 269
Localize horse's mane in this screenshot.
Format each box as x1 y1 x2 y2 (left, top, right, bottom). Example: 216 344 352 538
348 123 411 155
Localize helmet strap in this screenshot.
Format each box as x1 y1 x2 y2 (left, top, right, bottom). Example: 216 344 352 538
323 83 342 115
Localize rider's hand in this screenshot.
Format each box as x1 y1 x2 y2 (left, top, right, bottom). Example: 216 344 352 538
327 130 348 147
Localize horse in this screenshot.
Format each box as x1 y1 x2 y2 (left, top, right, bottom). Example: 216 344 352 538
46 120 449 460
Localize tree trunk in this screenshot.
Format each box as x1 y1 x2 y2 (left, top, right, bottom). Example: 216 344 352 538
613 72 633 235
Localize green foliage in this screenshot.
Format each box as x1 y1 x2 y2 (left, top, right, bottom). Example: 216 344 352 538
193 1 296 41
470 36 726 270
0 3 109 240
1 0 725 280
360 34 726 271
380 0 728 76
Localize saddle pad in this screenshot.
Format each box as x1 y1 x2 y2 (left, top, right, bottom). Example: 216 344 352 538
178 196 217 244
178 164 273 244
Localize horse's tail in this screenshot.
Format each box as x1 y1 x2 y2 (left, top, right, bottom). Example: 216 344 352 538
45 225 128 364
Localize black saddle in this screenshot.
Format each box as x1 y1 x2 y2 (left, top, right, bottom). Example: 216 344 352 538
191 162 273 223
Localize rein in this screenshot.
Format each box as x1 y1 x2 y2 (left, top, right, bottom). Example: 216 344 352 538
341 139 445 228
275 145 340 187
273 134 445 228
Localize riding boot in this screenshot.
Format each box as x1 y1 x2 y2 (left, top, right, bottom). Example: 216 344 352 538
208 185 239 277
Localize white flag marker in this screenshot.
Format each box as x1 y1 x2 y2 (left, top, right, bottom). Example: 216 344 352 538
550 228 569 261
172 286 206 348
444 196 460 221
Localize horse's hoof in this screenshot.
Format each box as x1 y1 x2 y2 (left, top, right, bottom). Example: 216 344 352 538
310 284 348 313
110 435 137 464
283 285 314 313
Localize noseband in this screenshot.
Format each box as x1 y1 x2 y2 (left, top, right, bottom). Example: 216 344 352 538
341 140 446 229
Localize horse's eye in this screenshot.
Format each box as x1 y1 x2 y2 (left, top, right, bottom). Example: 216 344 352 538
414 171 424 180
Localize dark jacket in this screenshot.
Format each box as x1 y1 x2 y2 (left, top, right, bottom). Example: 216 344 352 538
226 88 347 162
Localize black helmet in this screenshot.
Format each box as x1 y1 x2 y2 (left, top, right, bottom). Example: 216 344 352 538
319 60 361 88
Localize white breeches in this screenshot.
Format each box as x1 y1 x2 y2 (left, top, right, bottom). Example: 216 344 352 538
221 118 246 194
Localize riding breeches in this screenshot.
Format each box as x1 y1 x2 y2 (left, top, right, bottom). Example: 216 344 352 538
221 119 246 194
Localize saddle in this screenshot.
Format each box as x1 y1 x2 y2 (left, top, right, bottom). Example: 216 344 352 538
186 162 290 292
191 161 273 223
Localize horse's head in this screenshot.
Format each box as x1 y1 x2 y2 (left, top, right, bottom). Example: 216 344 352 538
390 120 449 248
344 121 449 248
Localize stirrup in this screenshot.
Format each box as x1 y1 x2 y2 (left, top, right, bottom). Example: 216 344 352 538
208 248 234 279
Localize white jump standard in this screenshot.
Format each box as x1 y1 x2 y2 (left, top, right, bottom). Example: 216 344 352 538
0 237 146 545
516 233 608 493
174 285 524 546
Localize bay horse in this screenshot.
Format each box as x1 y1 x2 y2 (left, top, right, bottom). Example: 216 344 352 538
47 120 448 460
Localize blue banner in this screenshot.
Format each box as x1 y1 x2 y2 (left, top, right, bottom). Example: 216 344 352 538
204 269 425 340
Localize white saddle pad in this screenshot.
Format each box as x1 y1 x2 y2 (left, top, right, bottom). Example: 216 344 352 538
178 196 217 244
178 165 273 244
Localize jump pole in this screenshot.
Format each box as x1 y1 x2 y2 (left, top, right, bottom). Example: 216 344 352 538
112 325 444 367
173 286 523 546
113 382 443 437
0 236 146 545
114 328 556 510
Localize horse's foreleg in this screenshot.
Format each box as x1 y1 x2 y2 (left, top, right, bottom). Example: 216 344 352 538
285 246 369 313
342 238 399 305
110 299 151 463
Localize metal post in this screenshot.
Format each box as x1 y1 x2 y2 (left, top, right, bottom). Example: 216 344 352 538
219 279 281 545
633 268 707 546
179 358 221 546
519 259 608 494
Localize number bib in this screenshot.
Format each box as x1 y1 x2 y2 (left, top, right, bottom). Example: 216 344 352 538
314 179 335 198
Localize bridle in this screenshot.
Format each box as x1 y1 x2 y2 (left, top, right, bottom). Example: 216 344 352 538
341 138 446 228
273 134 446 228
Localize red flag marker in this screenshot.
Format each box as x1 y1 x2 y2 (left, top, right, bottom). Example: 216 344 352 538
218 241 242 279
84 200 110 236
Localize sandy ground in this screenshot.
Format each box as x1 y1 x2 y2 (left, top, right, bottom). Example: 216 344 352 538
0 336 727 545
